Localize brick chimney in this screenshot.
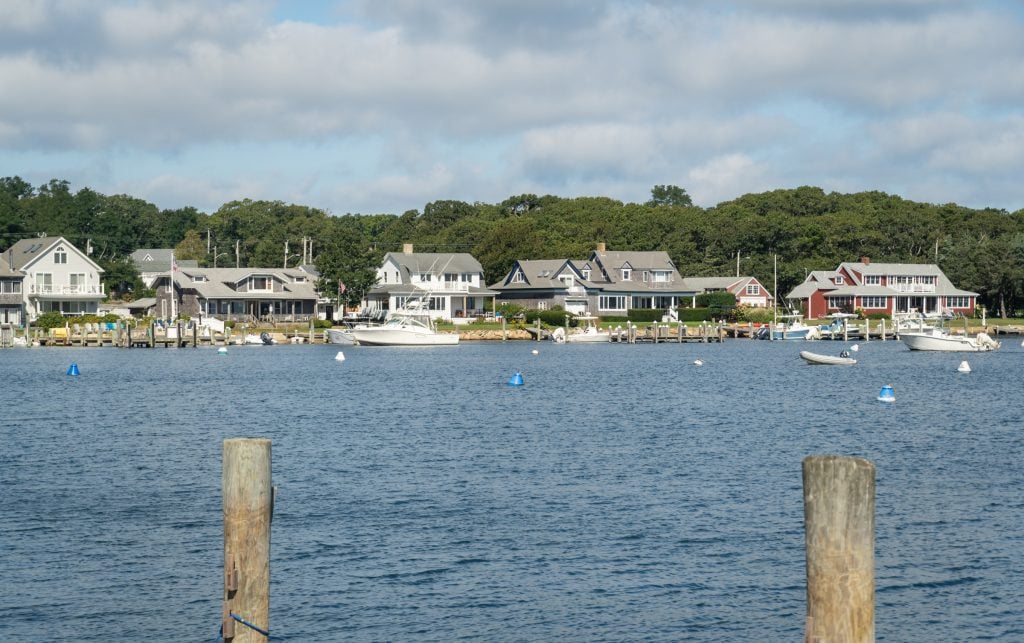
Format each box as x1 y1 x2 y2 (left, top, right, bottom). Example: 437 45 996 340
403 243 414 254
596 242 606 252
860 256 870 265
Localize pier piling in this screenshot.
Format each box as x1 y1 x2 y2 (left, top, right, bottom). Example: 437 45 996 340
223 438 273 641
802 455 875 643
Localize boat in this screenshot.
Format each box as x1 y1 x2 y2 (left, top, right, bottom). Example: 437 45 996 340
563 315 611 343
900 326 999 352
892 311 938 334
800 350 857 365
350 313 459 346
819 313 862 340
765 314 817 340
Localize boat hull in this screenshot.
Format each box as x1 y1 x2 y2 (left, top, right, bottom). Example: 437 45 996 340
325 328 355 345
901 332 996 352
351 328 459 346
565 332 611 343
800 350 856 365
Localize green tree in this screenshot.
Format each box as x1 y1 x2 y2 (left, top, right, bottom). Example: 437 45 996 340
175 229 206 260
646 184 692 207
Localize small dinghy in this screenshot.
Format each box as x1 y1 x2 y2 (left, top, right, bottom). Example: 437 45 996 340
800 350 857 366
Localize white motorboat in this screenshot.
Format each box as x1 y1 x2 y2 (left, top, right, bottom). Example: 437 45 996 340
564 316 611 343
765 314 817 340
819 313 862 340
800 350 857 365
901 326 999 352
350 313 459 346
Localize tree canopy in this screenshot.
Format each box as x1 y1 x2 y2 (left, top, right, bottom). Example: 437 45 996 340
3 177 1023 316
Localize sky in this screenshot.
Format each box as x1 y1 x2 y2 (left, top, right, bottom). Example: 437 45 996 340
2 0 1024 216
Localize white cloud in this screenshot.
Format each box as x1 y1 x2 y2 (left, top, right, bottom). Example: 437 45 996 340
0 1 1023 213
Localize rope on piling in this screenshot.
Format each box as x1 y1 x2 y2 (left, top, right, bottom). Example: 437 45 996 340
219 612 271 639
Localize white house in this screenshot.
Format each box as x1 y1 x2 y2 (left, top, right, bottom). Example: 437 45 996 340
364 244 497 321
1 236 105 322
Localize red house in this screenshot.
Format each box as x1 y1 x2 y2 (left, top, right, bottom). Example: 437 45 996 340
786 257 978 319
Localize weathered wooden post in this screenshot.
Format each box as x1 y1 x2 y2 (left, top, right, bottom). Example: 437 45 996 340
803 455 875 643
880 318 886 341
223 438 272 642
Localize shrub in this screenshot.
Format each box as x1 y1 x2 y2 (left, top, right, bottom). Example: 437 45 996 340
735 305 775 324
696 291 737 308
314 319 333 329
523 308 570 326
627 308 663 322
34 311 67 329
678 307 713 322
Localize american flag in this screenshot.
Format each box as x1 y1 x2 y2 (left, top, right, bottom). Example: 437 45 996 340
338 279 347 295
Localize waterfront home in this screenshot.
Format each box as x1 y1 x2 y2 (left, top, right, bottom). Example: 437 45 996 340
1 236 105 323
492 243 696 316
682 276 774 308
786 256 978 318
153 265 321 322
130 249 198 287
363 244 497 321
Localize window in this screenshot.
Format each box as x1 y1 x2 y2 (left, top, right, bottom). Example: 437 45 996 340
621 269 631 281
511 271 525 284
861 296 887 308
632 296 653 309
1 279 21 294
537 301 548 310
54 247 67 264
418 273 433 283
827 295 853 309
865 275 880 285
250 276 272 291
293 276 306 283
599 295 627 311
651 270 670 283
746 284 760 295
35 273 52 293
69 273 85 292
193 275 208 283
642 271 649 282
946 296 970 308
834 275 845 285
560 276 573 288
581 269 591 280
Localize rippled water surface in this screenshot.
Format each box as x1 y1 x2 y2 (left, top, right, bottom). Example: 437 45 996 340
1 339 1022 641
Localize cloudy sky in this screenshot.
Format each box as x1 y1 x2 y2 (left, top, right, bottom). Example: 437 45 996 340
2 0 1023 215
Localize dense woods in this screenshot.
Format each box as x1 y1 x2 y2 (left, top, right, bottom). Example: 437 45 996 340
3 177 1023 316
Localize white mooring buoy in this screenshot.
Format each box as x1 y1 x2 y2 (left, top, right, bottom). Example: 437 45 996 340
531 349 539 355
693 358 704 366
957 360 971 373
335 351 346 362
217 346 228 354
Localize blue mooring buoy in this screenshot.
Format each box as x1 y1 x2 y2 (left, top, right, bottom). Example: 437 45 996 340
507 371 524 387
67 363 80 376
877 384 895 402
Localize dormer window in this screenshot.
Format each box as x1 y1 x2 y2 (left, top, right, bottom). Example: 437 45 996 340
835 275 845 285
250 276 272 291
192 275 208 283
54 247 67 264
512 271 525 284
293 276 306 283
621 268 631 281
582 269 591 280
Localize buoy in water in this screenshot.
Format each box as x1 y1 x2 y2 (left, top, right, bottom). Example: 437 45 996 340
507 371 524 386
531 349 539 355
877 384 895 402
693 359 703 366
957 360 971 373
850 344 859 352
335 351 346 362
67 363 80 376
217 346 228 354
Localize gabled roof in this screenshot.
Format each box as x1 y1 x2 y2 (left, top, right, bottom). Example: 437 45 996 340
131 249 199 272
168 267 320 300
494 259 588 290
383 252 483 278
683 276 744 291
787 260 978 298
6 236 104 273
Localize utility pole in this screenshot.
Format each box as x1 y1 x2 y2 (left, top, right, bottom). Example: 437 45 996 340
284 240 289 269
235 239 240 269
736 249 740 277
207 229 211 255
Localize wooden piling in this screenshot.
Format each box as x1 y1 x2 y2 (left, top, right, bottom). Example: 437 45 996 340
223 438 273 642
802 455 875 643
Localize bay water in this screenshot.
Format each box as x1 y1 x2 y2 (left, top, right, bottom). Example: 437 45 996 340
1 339 1022 641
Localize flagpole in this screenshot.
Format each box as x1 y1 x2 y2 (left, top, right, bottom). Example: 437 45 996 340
170 251 177 321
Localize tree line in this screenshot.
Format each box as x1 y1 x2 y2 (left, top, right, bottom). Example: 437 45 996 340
2 177 1023 317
